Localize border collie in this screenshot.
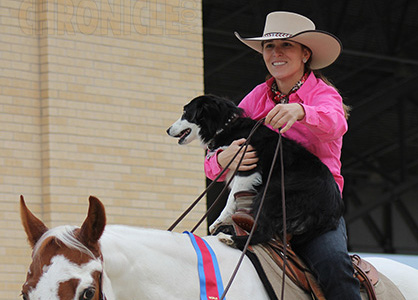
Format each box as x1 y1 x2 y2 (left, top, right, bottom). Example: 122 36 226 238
167 95 344 245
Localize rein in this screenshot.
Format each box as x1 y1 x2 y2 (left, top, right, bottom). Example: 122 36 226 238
220 131 288 300
167 117 289 300
167 117 265 232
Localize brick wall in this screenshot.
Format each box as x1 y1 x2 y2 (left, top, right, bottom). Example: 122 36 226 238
0 0 204 298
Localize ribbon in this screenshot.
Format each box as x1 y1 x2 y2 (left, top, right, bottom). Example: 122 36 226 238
184 231 225 300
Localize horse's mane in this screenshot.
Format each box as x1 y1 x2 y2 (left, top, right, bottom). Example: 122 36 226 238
33 225 95 259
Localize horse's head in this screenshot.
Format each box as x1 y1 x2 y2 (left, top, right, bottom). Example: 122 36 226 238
20 196 107 300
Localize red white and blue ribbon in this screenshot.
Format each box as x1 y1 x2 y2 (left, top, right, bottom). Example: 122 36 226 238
184 231 225 300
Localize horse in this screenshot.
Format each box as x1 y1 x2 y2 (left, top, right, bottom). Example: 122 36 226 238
20 195 418 300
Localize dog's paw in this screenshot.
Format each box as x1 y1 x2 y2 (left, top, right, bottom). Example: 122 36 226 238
217 232 236 247
209 219 223 234
209 215 233 234
212 224 235 236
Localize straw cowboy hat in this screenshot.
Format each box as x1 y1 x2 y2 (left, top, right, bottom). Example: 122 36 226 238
235 11 342 70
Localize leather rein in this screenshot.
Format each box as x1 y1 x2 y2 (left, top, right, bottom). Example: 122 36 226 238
167 117 265 232
167 117 289 300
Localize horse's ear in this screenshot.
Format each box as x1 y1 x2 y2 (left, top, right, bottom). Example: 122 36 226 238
79 196 106 248
20 195 49 248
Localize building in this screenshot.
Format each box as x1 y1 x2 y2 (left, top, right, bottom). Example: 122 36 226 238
0 0 204 297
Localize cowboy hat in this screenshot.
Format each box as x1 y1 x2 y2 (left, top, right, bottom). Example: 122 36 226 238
235 11 342 70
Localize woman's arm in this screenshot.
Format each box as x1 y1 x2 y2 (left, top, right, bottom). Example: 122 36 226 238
298 90 348 142
204 139 258 181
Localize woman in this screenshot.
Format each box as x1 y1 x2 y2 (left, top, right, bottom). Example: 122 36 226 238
204 11 361 299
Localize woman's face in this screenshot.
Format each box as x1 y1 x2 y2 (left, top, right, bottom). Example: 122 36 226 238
262 40 311 86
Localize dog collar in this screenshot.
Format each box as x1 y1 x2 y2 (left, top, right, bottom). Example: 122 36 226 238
207 113 239 151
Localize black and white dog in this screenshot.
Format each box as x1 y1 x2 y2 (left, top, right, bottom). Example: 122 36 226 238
167 95 344 245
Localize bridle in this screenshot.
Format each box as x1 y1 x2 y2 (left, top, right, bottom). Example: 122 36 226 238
168 117 289 300
99 272 106 300
97 255 107 300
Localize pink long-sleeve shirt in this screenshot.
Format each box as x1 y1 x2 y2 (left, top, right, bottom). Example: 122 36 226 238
204 72 348 193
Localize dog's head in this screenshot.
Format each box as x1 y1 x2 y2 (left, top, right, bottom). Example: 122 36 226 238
167 95 243 146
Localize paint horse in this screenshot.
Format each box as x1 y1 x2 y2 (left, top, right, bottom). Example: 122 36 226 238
20 196 418 300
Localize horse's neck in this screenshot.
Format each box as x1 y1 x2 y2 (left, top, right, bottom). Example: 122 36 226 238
100 226 195 262
99 226 200 300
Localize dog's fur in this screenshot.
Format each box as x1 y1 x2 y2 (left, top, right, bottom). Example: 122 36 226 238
167 95 344 245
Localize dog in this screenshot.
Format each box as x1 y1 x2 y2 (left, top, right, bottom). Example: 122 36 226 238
167 94 344 245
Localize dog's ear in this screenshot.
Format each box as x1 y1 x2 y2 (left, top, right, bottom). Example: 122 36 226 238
183 96 207 122
187 103 203 122
202 97 225 122
189 96 212 122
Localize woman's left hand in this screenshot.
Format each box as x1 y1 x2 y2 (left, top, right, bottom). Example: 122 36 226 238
265 103 306 133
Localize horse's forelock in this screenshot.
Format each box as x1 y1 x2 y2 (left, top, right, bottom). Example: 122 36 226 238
33 225 96 259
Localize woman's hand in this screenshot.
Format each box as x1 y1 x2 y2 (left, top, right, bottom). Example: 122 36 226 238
217 138 258 171
265 103 306 133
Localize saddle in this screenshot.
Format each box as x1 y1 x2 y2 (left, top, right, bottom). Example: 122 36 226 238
231 213 379 300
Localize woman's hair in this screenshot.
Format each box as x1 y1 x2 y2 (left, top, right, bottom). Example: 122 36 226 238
303 45 351 120
310 69 351 120
261 41 351 119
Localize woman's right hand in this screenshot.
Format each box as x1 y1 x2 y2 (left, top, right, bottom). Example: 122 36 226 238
217 138 258 171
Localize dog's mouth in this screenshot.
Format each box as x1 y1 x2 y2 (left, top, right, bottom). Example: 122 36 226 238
174 128 191 144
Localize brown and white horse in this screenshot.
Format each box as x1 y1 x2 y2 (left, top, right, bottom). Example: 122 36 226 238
20 196 418 300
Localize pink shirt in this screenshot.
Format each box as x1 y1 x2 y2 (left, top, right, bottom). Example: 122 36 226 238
204 72 347 193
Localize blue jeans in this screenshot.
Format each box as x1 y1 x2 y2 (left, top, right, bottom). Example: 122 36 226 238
292 218 361 300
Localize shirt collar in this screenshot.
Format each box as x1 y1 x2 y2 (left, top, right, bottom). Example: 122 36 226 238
266 77 276 100
294 71 317 101
267 72 312 104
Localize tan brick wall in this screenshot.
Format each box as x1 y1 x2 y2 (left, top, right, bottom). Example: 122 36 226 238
0 0 204 298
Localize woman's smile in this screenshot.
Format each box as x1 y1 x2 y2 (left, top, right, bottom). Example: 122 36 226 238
272 61 286 66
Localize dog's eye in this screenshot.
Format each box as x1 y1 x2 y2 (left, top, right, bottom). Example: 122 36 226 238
182 110 190 120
